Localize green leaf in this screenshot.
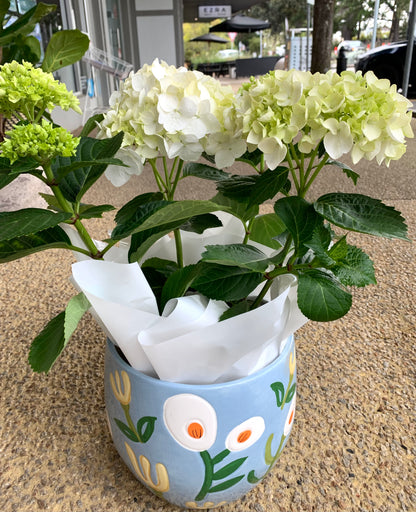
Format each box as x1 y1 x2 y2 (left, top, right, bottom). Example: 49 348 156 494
249 213 286 250
0 3 56 45
0 156 40 176
314 193 409 240
78 204 115 219
327 159 359 185
0 1 10 26
327 236 348 261
247 167 289 207
114 419 139 442
274 196 320 252
0 226 72 263
53 133 124 203
193 263 264 302
219 300 250 321
236 148 263 167
270 381 285 407
137 416 157 443
209 475 245 493
28 293 90 373
141 259 179 310
303 223 335 267
54 158 126 181
0 173 17 190
212 457 248 480
331 245 376 287
112 200 171 241
216 175 259 202
115 192 164 225
211 193 259 223
179 213 222 234
297 270 352 322
114 200 228 240
201 244 270 272
182 162 230 181
41 29 90 72
80 113 105 137
128 223 182 263
0 209 72 241
160 265 200 311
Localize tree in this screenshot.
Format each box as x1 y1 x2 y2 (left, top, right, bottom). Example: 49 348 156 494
311 0 336 72
250 0 307 35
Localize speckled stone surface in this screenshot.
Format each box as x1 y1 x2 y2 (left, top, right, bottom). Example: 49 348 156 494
1 121 415 512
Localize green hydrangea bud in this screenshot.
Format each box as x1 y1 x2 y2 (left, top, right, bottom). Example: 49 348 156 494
1 119 80 164
0 61 82 120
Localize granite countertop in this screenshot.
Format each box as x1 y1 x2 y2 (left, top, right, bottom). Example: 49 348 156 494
1 121 415 512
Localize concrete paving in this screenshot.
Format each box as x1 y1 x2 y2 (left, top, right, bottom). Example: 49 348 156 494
0 115 415 511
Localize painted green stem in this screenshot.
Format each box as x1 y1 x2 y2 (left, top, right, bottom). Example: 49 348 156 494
195 450 215 502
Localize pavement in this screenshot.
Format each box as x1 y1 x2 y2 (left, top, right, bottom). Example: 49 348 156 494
0 115 415 510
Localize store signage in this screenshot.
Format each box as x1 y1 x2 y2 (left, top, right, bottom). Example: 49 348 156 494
198 5 232 18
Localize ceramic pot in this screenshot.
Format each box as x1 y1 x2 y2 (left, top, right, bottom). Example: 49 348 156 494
104 335 296 509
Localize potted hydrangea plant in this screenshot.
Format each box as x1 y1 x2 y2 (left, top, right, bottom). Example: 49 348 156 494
0 58 412 508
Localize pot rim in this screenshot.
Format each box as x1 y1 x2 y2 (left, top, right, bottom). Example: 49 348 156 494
106 333 294 391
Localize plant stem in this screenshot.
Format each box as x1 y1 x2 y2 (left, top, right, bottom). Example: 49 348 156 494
302 154 329 198
43 162 100 257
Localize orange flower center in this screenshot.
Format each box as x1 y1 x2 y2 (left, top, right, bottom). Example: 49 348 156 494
187 422 204 439
288 410 294 425
237 429 252 443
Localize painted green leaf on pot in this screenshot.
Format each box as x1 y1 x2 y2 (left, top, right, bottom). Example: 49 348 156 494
114 419 139 442
201 244 270 272
297 270 352 322
0 209 72 241
314 193 409 240
208 474 245 493
212 457 247 481
137 416 157 443
270 381 285 407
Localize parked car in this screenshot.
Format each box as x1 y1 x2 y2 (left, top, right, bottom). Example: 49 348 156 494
336 40 366 65
215 49 239 60
355 40 416 93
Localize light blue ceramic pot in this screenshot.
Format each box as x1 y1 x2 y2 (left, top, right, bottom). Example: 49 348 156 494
104 335 296 509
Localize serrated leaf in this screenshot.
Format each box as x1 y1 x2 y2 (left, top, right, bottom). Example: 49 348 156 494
182 162 230 181
327 236 348 261
236 148 263 167
54 157 126 181
179 213 222 234
160 265 200 311
297 270 352 322
219 300 250 321
201 244 270 272
0 209 72 241
115 192 165 225
247 167 289 207
128 222 183 263
115 200 229 240
0 156 40 176
304 223 335 267
0 226 72 263
193 263 263 301
28 293 90 373
216 174 259 202
327 159 359 185
249 213 285 250
212 457 248 480
314 193 408 240
331 245 376 287
78 204 115 219
80 113 105 137
211 193 259 223
41 29 89 72
0 3 56 45
274 196 320 252
53 133 124 203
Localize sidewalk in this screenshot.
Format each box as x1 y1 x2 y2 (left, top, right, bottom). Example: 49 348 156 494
0 110 415 511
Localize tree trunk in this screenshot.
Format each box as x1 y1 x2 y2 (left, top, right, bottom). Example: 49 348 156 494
311 0 336 73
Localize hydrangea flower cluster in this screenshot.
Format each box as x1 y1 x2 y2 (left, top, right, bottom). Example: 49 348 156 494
0 61 82 121
98 59 246 170
1 119 80 164
236 69 413 169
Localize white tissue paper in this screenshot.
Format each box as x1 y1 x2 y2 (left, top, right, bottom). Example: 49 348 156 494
69 212 308 383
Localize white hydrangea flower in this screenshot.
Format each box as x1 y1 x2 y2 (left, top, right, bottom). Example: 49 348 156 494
104 147 144 187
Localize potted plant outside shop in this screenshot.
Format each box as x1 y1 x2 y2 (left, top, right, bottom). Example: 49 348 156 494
0 57 413 508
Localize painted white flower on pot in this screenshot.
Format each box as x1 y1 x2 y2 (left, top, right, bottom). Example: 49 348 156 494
283 393 296 437
163 394 217 452
225 416 265 452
